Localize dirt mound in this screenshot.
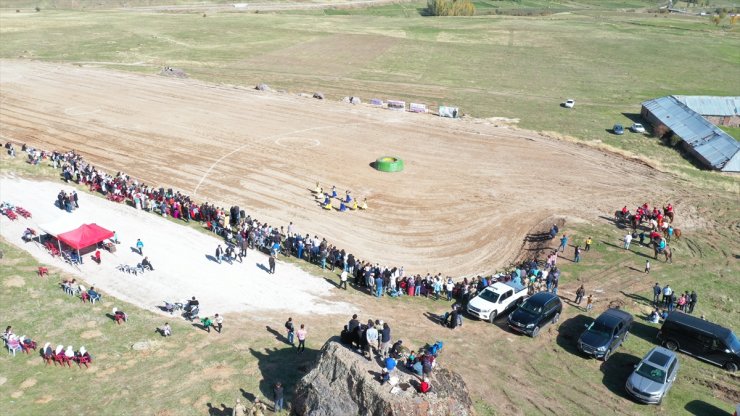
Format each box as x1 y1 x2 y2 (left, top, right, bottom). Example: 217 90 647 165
158 66 188 78
292 340 473 416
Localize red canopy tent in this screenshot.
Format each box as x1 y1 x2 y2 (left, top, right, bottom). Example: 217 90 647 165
57 223 114 251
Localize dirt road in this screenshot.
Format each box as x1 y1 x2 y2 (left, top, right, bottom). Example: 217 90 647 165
0 60 668 276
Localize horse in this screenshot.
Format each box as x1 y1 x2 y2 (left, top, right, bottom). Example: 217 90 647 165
663 227 681 242
614 210 633 228
652 242 673 263
663 207 675 223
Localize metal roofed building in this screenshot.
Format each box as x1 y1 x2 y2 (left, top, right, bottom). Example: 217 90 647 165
641 96 740 172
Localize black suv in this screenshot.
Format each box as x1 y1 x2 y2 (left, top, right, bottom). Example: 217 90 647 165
657 311 740 372
578 308 633 361
508 292 562 337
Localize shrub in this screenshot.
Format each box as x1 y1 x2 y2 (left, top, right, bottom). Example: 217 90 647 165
427 0 475 16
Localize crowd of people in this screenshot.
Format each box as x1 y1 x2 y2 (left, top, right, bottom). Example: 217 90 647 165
338 314 442 393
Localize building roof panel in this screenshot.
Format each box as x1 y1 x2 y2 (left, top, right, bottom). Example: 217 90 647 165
673 95 740 117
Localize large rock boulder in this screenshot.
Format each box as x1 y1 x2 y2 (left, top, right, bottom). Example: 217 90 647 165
292 340 473 416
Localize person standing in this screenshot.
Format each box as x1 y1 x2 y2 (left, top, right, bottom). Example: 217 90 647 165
662 285 673 307
72 191 79 208
652 282 661 305
558 234 568 252
273 382 284 413
214 314 224 334
585 237 592 251
136 238 144 256
445 278 454 301
688 290 697 314
296 324 307 354
339 270 348 290
232 398 248 416
645 260 651 274
365 321 378 361
269 254 276 274
623 233 632 250
379 322 391 359
285 317 295 346
215 245 223 264
375 275 384 297
586 294 594 312
575 285 585 305
574 245 582 263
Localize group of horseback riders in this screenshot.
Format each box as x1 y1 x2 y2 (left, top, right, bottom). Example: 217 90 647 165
614 203 678 263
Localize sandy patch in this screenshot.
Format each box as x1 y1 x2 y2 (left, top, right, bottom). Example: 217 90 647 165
19 378 37 389
11 391 23 398
0 376 6 386
80 330 103 339
3 275 25 287
35 395 53 404
0 178 351 317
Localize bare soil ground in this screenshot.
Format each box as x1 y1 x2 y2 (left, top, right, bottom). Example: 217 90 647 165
1 60 673 277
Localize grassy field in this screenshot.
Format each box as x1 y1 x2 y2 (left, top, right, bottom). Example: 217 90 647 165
1 2 739 415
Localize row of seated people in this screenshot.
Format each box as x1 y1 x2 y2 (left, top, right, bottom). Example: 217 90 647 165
41 344 92 368
3 327 38 356
60 279 102 303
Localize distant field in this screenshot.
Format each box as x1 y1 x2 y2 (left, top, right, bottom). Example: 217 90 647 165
0 5 738 185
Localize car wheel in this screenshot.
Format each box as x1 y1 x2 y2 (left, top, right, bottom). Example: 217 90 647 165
532 326 540 337
488 311 497 324
603 348 612 361
724 362 738 372
665 340 679 351
552 313 560 324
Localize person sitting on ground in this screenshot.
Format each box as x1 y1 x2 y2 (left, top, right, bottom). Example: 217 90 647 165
251 397 267 416
648 309 660 324
141 256 154 271
112 308 127 324
157 322 172 337
339 202 348 212
419 377 432 393
351 199 358 210
360 198 368 210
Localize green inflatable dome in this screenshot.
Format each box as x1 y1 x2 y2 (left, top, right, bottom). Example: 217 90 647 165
375 156 404 172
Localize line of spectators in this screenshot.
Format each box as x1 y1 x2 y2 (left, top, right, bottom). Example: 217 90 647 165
16 145 559 307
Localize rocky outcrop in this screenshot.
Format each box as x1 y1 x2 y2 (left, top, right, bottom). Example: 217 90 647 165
292 340 473 416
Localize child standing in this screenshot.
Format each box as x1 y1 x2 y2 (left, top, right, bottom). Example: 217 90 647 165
645 260 651 274
585 237 592 251
586 294 594 312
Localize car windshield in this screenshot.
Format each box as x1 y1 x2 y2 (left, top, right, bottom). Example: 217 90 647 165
636 362 666 384
726 332 740 353
478 290 500 303
587 321 612 337
520 301 542 314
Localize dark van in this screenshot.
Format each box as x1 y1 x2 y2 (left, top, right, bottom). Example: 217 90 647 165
657 311 740 372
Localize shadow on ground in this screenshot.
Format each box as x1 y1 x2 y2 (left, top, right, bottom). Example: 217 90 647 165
684 399 731 416
599 351 640 400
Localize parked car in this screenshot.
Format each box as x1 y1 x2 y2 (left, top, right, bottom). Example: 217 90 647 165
507 292 562 337
630 123 646 133
578 308 633 361
657 311 740 372
467 281 528 323
563 99 575 108
613 124 625 135
626 346 679 404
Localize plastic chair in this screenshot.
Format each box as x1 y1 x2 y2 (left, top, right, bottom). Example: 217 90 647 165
6 337 22 356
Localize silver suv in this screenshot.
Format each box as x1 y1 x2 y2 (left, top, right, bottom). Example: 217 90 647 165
626 346 679 404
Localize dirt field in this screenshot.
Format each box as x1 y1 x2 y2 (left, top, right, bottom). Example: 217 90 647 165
0 60 671 276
